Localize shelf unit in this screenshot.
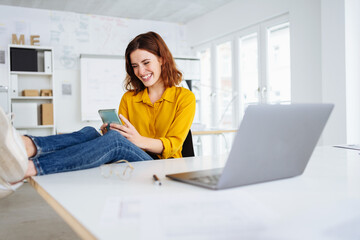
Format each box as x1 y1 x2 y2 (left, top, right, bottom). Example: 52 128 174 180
8 44 56 136
174 57 201 124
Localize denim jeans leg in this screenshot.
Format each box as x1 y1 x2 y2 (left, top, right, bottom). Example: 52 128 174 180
32 130 153 175
28 127 101 160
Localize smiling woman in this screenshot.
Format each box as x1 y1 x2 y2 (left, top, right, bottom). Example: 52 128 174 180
116 31 196 158
0 31 196 199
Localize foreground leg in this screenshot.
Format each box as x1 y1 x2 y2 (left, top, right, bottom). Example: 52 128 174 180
32 130 153 175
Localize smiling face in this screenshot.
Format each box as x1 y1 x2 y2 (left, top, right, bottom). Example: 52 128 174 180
130 49 163 89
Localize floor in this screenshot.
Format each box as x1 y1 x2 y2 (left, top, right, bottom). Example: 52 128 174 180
0 181 79 240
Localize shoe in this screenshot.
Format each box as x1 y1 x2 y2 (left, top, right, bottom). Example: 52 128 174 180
0 107 28 183
0 176 23 199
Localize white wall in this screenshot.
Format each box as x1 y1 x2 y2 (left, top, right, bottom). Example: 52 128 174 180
0 6 191 133
289 0 322 104
186 0 352 145
321 0 347 145
186 0 290 46
345 0 360 144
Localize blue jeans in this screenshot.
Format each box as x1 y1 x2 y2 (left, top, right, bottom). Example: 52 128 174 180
27 127 153 175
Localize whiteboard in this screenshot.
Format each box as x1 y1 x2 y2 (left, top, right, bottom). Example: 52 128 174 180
80 54 126 121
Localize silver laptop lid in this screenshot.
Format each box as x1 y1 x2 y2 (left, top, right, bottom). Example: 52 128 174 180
217 104 333 189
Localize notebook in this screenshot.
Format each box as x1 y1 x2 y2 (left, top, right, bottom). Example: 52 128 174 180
166 104 334 190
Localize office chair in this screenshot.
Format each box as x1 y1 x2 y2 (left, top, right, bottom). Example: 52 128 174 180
181 130 195 157
146 130 195 159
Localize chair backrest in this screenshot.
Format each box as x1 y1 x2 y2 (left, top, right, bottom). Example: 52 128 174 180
147 130 194 159
181 130 195 157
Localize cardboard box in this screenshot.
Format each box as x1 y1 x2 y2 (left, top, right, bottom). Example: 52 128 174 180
41 103 53 125
12 103 38 127
22 89 39 96
40 89 53 96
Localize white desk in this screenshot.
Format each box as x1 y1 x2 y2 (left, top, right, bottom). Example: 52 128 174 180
29 147 360 240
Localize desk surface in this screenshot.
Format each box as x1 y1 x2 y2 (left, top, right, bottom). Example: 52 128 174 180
29 147 360 240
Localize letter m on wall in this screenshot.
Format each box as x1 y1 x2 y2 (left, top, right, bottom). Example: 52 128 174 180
12 34 25 45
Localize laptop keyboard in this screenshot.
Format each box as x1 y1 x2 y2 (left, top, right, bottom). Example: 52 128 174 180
189 174 221 186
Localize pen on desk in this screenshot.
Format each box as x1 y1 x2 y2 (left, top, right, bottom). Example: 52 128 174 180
153 174 162 186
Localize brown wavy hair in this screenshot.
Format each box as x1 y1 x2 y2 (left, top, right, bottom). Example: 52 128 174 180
124 31 183 94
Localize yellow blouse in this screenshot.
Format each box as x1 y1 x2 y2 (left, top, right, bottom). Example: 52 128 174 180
118 86 196 159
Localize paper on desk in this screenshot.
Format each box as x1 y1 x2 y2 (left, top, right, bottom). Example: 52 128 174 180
100 190 279 240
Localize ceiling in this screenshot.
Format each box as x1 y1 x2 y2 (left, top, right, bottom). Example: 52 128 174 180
0 0 234 23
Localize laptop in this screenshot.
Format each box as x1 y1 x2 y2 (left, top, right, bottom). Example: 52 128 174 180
166 104 334 190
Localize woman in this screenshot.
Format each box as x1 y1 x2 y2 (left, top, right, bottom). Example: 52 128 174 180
0 31 196 198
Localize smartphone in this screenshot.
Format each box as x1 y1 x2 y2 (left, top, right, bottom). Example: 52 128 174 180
98 109 122 125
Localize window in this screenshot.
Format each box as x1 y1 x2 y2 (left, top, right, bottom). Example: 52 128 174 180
197 47 213 156
199 48 212 128
195 15 291 156
216 41 234 129
237 15 291 119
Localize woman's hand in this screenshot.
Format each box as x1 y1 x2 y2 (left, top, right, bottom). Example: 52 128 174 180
109 114 164 154
109 114 144 148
